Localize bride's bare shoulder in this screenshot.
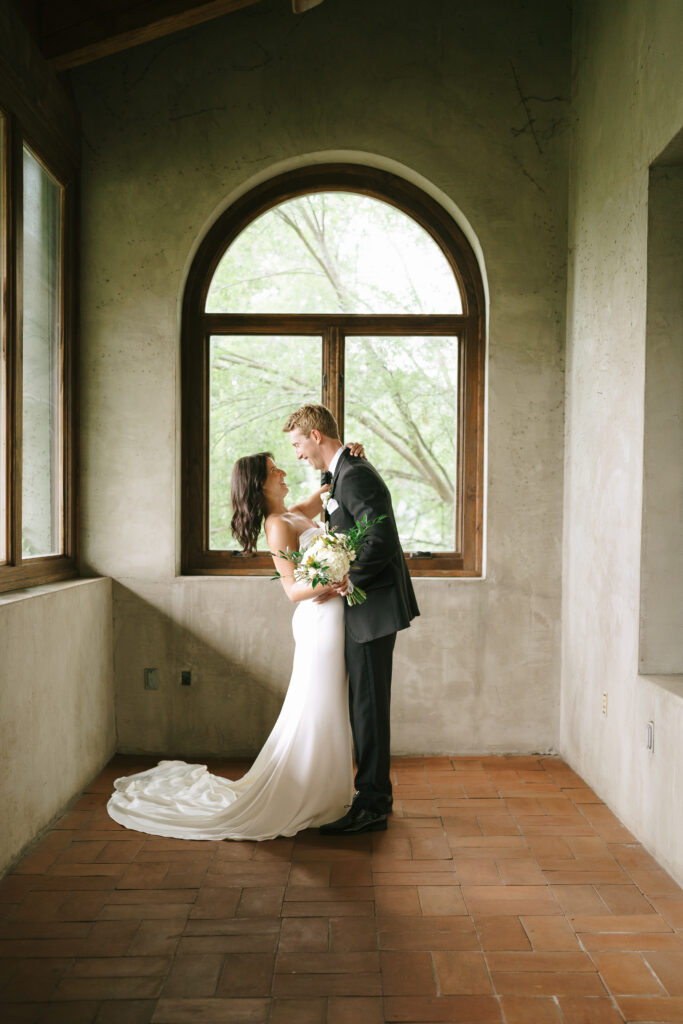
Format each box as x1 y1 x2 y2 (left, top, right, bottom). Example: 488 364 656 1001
265 510 315 553
264 513 298 545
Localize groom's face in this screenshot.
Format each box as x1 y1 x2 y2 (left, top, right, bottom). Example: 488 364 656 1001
289 428 325 471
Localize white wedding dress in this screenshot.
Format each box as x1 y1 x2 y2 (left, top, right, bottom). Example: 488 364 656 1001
107 526 354 841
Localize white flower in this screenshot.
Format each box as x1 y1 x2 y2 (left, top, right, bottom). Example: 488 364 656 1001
272 512 385 606
298 535 351 583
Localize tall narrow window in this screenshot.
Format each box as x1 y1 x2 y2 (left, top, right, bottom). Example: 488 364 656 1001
182 166 485 577
0 97 78 593
22 147 63 558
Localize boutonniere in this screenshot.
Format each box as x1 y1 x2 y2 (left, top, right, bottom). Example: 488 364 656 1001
321 482 334 511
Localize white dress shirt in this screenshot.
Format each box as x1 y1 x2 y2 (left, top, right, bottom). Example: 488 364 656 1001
328 445 345 478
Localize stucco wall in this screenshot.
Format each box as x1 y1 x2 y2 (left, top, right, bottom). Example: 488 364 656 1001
0 580 116 874
561 0 683 885
71 0 570 757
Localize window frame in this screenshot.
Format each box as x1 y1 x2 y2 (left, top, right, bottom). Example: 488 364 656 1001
182 165 485 578
0 93 79 594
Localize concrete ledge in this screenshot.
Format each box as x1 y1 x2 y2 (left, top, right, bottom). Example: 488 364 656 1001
640 674 683 699
0 576 108 607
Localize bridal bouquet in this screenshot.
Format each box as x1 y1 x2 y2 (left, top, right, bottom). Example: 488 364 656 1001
272 515 386 606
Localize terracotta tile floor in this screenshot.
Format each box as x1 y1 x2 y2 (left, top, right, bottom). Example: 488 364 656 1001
2 754 683 1023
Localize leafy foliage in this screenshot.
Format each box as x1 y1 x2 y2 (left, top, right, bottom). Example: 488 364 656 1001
207 193 462 552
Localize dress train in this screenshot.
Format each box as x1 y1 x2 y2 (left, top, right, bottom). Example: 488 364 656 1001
107 529 354 840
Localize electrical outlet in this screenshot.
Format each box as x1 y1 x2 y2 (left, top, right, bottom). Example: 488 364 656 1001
181 671 191 687
601 692 608 717
144 668 159 690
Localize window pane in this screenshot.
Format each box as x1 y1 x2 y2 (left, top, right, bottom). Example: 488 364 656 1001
344 336 459 552
209 335 322 549
22 146 63 558
207 192 462 315
0 116 5 563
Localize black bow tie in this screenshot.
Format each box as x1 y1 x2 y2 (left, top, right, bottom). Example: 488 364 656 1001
321 471 333 485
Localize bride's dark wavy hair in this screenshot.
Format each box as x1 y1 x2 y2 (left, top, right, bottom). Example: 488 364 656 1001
230 452 272 554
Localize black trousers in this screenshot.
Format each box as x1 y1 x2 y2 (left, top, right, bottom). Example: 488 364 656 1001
344 630 396 814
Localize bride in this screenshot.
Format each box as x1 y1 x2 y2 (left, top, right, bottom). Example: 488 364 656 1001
106 448 362 840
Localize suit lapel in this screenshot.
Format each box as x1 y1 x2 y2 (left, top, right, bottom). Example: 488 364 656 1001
326 449 349 526
331 447 349 492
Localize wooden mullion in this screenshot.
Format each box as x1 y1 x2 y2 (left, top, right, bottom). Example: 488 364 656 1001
336 330 345 440
323 325 344 437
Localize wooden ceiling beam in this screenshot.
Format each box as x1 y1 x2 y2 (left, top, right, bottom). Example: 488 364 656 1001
40 0 264 71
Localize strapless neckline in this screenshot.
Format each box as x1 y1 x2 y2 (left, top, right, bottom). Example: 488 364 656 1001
299 525 325 551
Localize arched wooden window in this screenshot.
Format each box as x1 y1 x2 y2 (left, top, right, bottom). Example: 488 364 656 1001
181 165 485 577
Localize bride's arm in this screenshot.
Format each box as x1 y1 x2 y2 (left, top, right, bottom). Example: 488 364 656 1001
289 485 328 520
266 517 340 604
288 442 367 519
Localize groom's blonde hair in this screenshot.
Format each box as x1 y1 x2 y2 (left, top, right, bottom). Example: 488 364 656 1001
283 404 340 439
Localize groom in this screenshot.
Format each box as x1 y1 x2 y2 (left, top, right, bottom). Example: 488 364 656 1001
284 404 419 834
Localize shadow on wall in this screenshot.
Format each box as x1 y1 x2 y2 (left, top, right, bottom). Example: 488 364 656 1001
111 580 289 759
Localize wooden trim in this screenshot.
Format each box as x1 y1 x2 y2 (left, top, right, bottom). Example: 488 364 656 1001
181 164 486 579
0 111 12 565
188 165 480 320
201 332 211 553
203 313 470 334
181 319 207 572
461 314 486 577
9 114 23 569
0 54 80 171
62 175 79 564
41 0 263 71
182 553 467 578
0 555 76 594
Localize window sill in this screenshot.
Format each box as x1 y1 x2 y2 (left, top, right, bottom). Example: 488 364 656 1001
0 557 79 595
0 576 107 607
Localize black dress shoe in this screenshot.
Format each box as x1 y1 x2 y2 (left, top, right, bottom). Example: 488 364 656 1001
319 805 387 835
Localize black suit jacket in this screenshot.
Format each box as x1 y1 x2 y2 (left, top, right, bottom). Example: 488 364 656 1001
327 449 419 643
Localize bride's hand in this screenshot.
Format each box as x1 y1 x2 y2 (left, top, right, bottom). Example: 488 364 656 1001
345 442 366 459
